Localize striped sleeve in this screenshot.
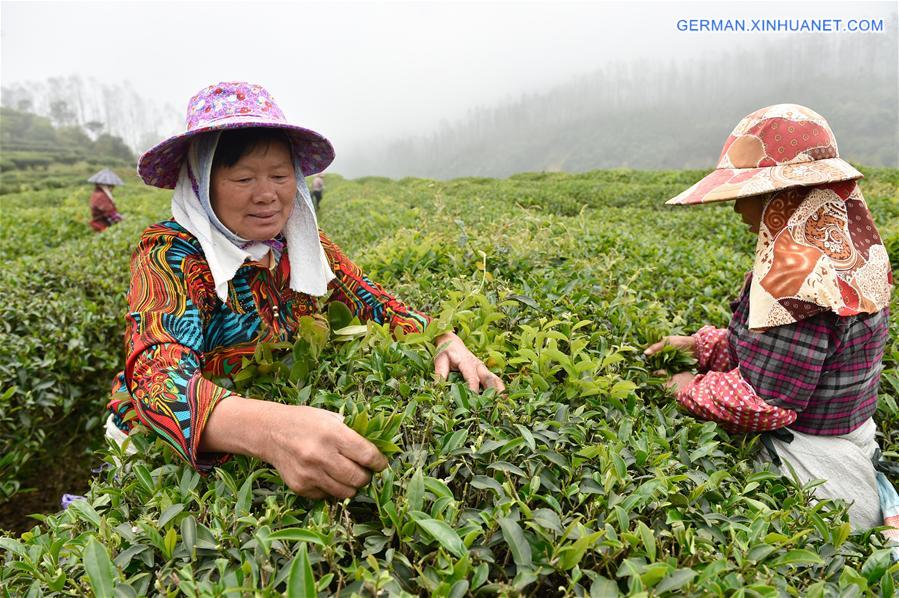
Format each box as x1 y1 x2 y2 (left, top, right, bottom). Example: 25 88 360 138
319 231 431 335
123 227 233 472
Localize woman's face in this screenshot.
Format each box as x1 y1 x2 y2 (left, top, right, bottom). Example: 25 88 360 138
210 140 296 241
733 196 764 233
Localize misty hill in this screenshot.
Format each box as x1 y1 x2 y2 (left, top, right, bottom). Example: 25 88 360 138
1 106 134 167
339 35 897 179
0 107 135 194
1 76 180 155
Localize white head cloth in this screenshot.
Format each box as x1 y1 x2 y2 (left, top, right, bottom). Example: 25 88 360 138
170 131 335 302
99 184 115 202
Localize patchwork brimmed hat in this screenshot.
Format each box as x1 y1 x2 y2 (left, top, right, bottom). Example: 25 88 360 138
138 82 334 189
667 104 862 205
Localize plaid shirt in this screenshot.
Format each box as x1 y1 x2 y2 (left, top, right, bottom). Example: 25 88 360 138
679 280 889 435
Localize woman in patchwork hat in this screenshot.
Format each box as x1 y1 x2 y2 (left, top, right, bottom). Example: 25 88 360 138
645 104 898 542
105 81 504 500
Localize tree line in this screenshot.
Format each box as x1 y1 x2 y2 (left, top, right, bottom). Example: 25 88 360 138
1 76 180 157
338 33 898 179
0 106 134 171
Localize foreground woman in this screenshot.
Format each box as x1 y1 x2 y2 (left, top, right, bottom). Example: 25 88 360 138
106 81 503 499
646 104 898 537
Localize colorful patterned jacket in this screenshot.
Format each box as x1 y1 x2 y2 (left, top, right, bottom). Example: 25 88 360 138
107 220 430 471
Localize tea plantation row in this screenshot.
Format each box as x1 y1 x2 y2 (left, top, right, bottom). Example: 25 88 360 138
1 167 897 595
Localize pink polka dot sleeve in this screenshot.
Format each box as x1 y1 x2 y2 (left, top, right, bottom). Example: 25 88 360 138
676 369 798 434
693 325 734 373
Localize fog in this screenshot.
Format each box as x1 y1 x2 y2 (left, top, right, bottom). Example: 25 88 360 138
2 1 896 176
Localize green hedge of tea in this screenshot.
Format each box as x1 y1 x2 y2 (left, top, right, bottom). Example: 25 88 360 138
0 177 170 500
1 167 897 595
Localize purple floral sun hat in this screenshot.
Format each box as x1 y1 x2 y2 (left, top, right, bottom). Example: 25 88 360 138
138 81 335 189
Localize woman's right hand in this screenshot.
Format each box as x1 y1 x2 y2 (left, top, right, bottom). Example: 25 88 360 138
201 397 387 500
643 335 696 357
262 404 388 499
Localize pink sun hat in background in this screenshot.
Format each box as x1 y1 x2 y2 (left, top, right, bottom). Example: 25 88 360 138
138 81 335 189
667 104 863 205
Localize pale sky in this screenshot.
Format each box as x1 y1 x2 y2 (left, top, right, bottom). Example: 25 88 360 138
2 0 895 168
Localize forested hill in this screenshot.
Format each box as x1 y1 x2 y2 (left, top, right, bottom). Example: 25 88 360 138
339 34 897 179
1 77 179 156
0 107 135 194
0 107 134 167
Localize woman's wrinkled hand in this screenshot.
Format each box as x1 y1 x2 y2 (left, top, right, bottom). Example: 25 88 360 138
433 331 505 392
663 371 696 394
643 335 696 357
262 404 388 500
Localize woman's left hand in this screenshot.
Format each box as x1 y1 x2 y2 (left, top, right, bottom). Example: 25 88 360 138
433 332 505 392
664 372 696 393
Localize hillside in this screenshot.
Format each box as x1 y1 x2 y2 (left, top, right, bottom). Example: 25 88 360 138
0 107 135 195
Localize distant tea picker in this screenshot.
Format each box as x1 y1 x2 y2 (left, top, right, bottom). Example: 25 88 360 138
646 104 898 547
87 168 124 232
311 173 325 210
104 81 504 500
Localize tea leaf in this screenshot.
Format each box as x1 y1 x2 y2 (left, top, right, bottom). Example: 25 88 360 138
286 544 316 598
498 517 532 568
415 517 466 558
769 549 824 568
83 536 116 596
269 529 326 546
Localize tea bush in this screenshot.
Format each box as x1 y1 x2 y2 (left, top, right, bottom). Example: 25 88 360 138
0 176 170 500
0 167 897 595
